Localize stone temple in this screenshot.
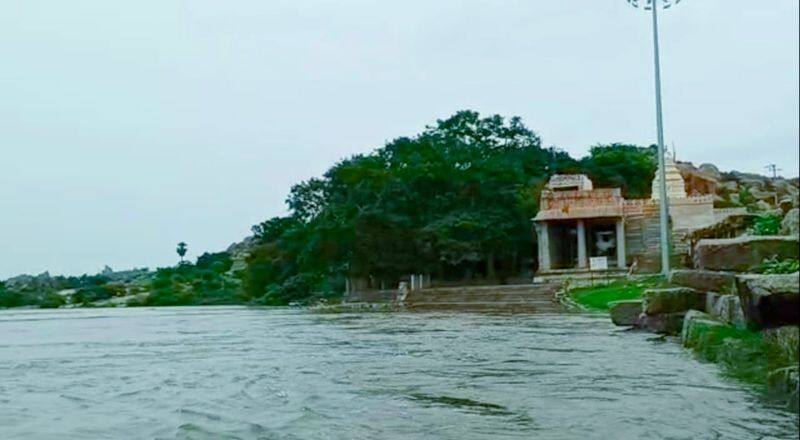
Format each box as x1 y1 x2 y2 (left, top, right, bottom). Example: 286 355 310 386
533 157 730 274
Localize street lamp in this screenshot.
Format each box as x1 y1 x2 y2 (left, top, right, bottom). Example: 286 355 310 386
627 0 682 277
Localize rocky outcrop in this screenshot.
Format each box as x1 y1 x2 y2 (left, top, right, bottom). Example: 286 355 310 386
709 294 746 328
681 310 725 346
693 236 800 272
642 287 706 315
698 163 721 181
637 312 686 335
676 161 718 196
608 300 643 326
767 366 799 412
735 274 800 330
781 208 799 236
623 287 710 335
669 269 736 294
226 236 258 273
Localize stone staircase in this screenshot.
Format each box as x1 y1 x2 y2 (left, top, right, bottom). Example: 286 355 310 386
404 283 563 313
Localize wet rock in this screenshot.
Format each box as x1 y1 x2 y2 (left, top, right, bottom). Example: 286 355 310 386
735 274 800 330
609 300 643 326
669 269 736 294
710 294 746 327
781 208 799 236
637 312 686 335
704 291 719 314
767 366 799 412
681 310 725 347
693 236 800 272
643 287 706 315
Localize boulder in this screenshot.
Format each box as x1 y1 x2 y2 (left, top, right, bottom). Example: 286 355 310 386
669 269 736 293
735 273 800 330
750 188 776 202
642 287 707 315
637 312 686 335
699 163 721 180
719 180 738 192
755 200 772 211
710 294 746 327
767 366 799 412
778 198 795 214
681 310 725 347
781 208 799 236
774 179 800 197
609 300 643 326
704 291 719 314
693 236 800 272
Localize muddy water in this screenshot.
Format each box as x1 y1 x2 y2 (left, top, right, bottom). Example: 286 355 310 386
0 307 796 439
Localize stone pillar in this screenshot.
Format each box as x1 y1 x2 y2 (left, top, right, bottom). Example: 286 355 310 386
577 219 588 269
536 222 551 271
616 218 626 269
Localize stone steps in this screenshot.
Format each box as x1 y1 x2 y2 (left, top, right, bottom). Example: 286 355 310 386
408 301 557 313
405 283 561 313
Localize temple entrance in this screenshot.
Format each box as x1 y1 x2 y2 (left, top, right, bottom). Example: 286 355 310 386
586 219 618 267
548 221 578 269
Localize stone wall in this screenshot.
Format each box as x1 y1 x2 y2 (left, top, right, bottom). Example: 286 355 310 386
623 202 664 271
670 196 716 230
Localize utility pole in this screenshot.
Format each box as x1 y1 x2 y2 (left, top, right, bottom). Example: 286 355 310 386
627 0 683 277
765 164 782 207
765 164 781 179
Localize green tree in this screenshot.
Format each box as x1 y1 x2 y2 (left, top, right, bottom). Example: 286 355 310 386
580 144 657 198
241 110 576 303
176 242 188 264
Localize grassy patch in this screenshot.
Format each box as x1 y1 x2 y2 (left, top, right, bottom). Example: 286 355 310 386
686 323 799 387
569 277 663 310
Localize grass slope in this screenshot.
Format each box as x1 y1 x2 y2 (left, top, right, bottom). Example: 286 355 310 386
569 277 664 310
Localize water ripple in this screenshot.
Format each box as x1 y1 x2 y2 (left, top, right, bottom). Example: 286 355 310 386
0 307 796 440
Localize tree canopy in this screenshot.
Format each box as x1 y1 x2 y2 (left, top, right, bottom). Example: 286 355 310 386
243 111 598 304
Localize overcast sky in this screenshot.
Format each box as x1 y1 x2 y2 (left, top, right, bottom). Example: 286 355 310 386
1 0 798 278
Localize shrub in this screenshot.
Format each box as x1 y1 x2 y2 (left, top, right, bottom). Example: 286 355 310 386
257 273 323 306
749 213 781 236
38 293 66 309
757 256 800 275
73 285 115 304
0 289 27 308
196 252 232 273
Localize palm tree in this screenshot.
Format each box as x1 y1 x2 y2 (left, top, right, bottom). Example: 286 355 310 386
176 242 188 264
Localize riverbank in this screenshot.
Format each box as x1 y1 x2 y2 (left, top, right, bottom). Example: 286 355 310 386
564 277 800 411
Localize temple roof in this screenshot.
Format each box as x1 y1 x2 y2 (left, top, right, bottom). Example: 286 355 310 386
533 188 624 221
546 174 593 191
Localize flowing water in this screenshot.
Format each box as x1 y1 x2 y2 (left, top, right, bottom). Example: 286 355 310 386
0 307 796 439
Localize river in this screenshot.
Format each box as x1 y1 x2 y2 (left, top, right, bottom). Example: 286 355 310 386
0 307 796 439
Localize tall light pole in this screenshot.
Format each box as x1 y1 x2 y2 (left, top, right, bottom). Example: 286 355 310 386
627 0 681 277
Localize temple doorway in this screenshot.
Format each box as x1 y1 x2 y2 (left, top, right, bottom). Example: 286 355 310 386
548 221 578 269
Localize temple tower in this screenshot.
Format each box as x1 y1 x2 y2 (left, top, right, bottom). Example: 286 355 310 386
651 156 687 200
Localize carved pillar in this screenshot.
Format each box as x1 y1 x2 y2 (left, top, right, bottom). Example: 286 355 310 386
577 219 588 269
536 223 551 271
616 218 626 269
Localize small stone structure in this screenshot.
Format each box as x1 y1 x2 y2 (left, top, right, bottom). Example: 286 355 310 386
533 157 724 274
